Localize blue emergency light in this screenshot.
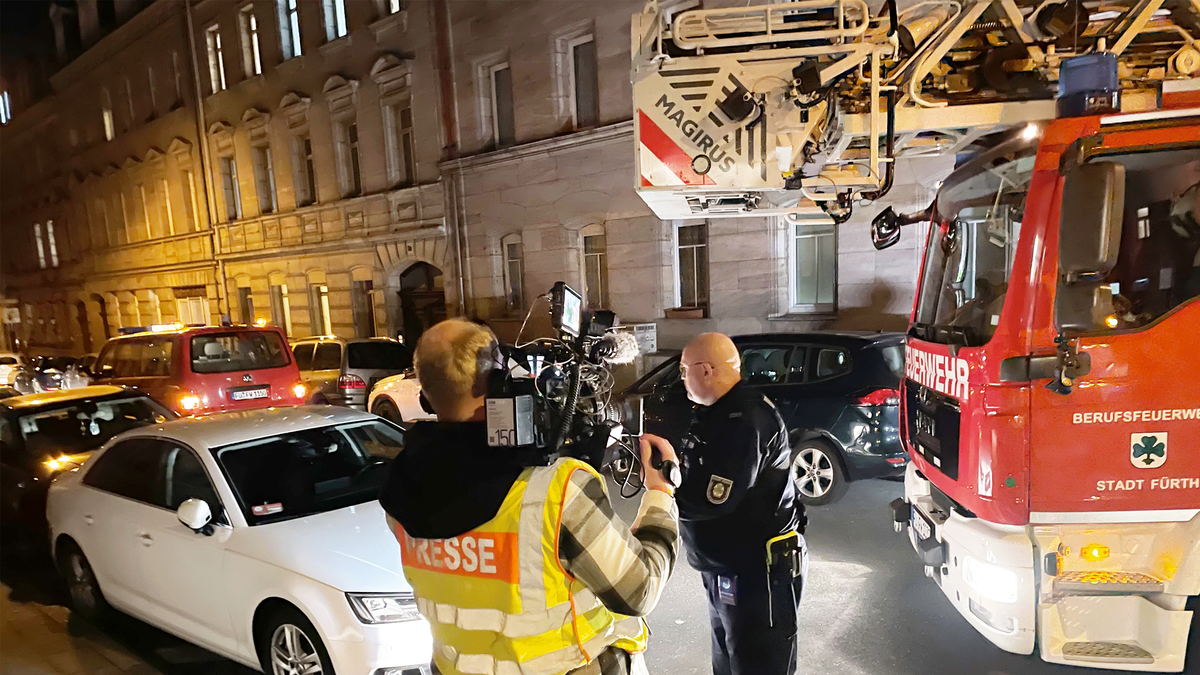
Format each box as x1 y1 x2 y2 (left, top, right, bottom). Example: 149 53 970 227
1057 53 1121 117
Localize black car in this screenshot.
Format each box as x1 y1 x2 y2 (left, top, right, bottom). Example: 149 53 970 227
627 332 906 505
0 385 176 532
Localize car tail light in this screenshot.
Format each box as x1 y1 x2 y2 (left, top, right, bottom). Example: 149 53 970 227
854 388 900 406
179 393 202 413
338 374 367 390
292 382 308 399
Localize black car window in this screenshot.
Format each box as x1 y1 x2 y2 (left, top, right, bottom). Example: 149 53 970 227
94 346 117 377
137 339 175 377
83 438 167 505
0 357 17 365
112 341 143 378
346 342 412 370
311 342 342 371
639 359 682 394
812 347 852 381
162 442 223 519
292 343 315 371
15 397 173 457
740 347 793 386
785 347 808 383
190 331 290 374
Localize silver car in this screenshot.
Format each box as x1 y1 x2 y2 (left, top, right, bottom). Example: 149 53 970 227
291 337 412 410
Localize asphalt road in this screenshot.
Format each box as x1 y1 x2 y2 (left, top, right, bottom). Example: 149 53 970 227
3 478 1189 675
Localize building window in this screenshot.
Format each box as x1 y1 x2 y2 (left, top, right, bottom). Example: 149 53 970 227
383 102 415 187
309 284 332 335
502 234 525 311
118 192 131 245
138 184 153 239
323 0 348 41
123 76 135 128
172 52 183 105
335 120 362 197
790 222 836 311
46 221 59 267
205 24 227 94
146 66 158 116
180 168 198 231
237 286 254 324
176 294 208 326
239 4 263 77
158 178 175 236
252 145 278 213
270 283 292 335
676 223 709 311
294 134 317 205
34 224 46 269
0 90 10 124
219 156 242 221
352 280 375 338
385 0 402 15
582 228 608 309
570 36 599 129
489 63 515 148
101 89 115 141
278 0 302 59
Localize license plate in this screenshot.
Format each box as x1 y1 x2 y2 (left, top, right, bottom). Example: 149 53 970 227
916 409 936 437
911 508 933 541
230 386 269 401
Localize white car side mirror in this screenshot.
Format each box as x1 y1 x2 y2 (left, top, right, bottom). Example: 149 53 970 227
177 498 213 533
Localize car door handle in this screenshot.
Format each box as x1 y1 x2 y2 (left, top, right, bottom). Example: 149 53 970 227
137 532 153 546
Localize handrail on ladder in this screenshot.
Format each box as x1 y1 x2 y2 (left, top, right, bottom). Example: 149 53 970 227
672 0 871 50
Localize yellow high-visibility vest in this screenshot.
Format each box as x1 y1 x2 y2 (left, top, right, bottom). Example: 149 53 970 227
393 457 649 675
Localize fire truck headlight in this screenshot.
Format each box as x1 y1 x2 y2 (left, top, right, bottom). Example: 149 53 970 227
963 556 1018 604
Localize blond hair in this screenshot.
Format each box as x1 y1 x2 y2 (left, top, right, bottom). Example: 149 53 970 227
413 319 496 413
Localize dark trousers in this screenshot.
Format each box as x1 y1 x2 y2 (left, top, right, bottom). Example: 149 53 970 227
701 568 802 675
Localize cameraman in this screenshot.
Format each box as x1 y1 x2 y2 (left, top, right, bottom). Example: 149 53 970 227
379 319 680 675
675 333 806 675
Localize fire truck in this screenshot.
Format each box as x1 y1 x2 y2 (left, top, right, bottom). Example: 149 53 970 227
631 1 1199 670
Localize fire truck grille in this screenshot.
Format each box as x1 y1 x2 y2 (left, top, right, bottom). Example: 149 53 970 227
1054 570 1163 594
1062 641 1154 664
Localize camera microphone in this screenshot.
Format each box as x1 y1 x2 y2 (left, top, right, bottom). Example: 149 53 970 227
591 331 640 365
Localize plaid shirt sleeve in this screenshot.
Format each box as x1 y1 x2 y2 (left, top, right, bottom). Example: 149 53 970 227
557 469 680 618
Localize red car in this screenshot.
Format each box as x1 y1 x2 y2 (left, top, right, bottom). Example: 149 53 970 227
89 326 306 416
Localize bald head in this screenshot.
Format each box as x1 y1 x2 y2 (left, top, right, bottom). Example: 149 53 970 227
681 332 742 406
414 319 497 422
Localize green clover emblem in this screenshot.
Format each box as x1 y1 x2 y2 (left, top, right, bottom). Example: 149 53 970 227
1132 436 1165 466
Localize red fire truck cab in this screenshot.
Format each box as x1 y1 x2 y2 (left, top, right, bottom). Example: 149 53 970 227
889 95 1199 670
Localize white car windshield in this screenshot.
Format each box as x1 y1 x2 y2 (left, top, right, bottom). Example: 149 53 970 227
214 420 404 525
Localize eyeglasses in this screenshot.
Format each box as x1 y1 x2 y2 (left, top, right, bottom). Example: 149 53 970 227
679 362 710 377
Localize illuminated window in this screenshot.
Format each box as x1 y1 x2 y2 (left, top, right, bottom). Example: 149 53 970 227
335 120 361 197
278 0 303 59
790 221 836 312
239 5 262 77
220 156 242 221
101 89 115 141
323 0 348 41
46 221 59 267
205 24 226 94
252 145 278 213
0 90 10 124
293 134 317 205
34 223 46 269
383 102 414 187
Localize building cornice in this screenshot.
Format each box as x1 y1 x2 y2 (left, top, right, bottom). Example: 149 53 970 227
50 0 179 92
439 120 632 172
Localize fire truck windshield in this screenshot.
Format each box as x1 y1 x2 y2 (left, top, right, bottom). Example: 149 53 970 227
913 134 1038 346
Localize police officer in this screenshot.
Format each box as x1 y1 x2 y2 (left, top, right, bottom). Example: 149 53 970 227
673 332 807 675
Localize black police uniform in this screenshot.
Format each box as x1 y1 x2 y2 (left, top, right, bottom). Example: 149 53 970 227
676 382 807 675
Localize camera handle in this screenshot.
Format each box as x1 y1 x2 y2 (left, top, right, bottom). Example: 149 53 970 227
650 445 682 490
549 361 583 452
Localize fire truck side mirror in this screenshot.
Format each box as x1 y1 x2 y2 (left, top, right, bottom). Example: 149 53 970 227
1058 161 1126 279
871 207 903 250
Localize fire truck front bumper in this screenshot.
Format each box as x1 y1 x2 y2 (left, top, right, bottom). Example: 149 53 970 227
893 464 1037 655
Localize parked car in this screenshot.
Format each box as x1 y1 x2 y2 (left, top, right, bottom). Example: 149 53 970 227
292 336 412 410
0 353 24 386
626 331 907 505
368 372 435 426
11 355 78 394
1 385 175 532
62 354 98 389
46 406 432 674
90 325 307 416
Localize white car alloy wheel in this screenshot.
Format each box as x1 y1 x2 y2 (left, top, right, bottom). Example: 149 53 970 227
271 623 324 675
793 446 834 499
61 544 107 620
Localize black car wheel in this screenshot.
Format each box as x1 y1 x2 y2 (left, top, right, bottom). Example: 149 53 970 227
791 440 849 506
257 606 335 675
372 398 404 426
59 541 109 621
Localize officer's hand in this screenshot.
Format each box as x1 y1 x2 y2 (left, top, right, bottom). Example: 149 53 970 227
639 433 678 495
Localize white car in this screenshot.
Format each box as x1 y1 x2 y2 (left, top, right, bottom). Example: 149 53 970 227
0 353 24 385
47 405 433 675
367 373 434 427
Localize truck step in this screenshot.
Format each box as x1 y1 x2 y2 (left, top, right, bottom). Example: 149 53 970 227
1054 570 1163 594
1062 641 1154 665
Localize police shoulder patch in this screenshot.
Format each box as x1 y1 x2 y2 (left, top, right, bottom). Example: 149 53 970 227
707 475 734 504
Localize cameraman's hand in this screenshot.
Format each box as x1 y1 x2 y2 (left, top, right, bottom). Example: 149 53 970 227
639 433 678 496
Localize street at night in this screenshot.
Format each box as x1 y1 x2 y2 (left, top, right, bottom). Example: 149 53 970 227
6 477 1185 675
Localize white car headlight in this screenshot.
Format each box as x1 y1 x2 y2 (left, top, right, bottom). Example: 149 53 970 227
962 555 1018 604
346 593 422 623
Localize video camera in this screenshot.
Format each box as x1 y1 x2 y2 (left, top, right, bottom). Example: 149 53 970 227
485 282 647 489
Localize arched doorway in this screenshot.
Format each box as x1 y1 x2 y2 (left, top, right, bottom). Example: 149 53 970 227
398 262 446 348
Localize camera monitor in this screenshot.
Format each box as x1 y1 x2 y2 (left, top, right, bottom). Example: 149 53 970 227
551 282 583 338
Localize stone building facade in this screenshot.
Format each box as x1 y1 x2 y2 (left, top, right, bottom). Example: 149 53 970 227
1 0 951 357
